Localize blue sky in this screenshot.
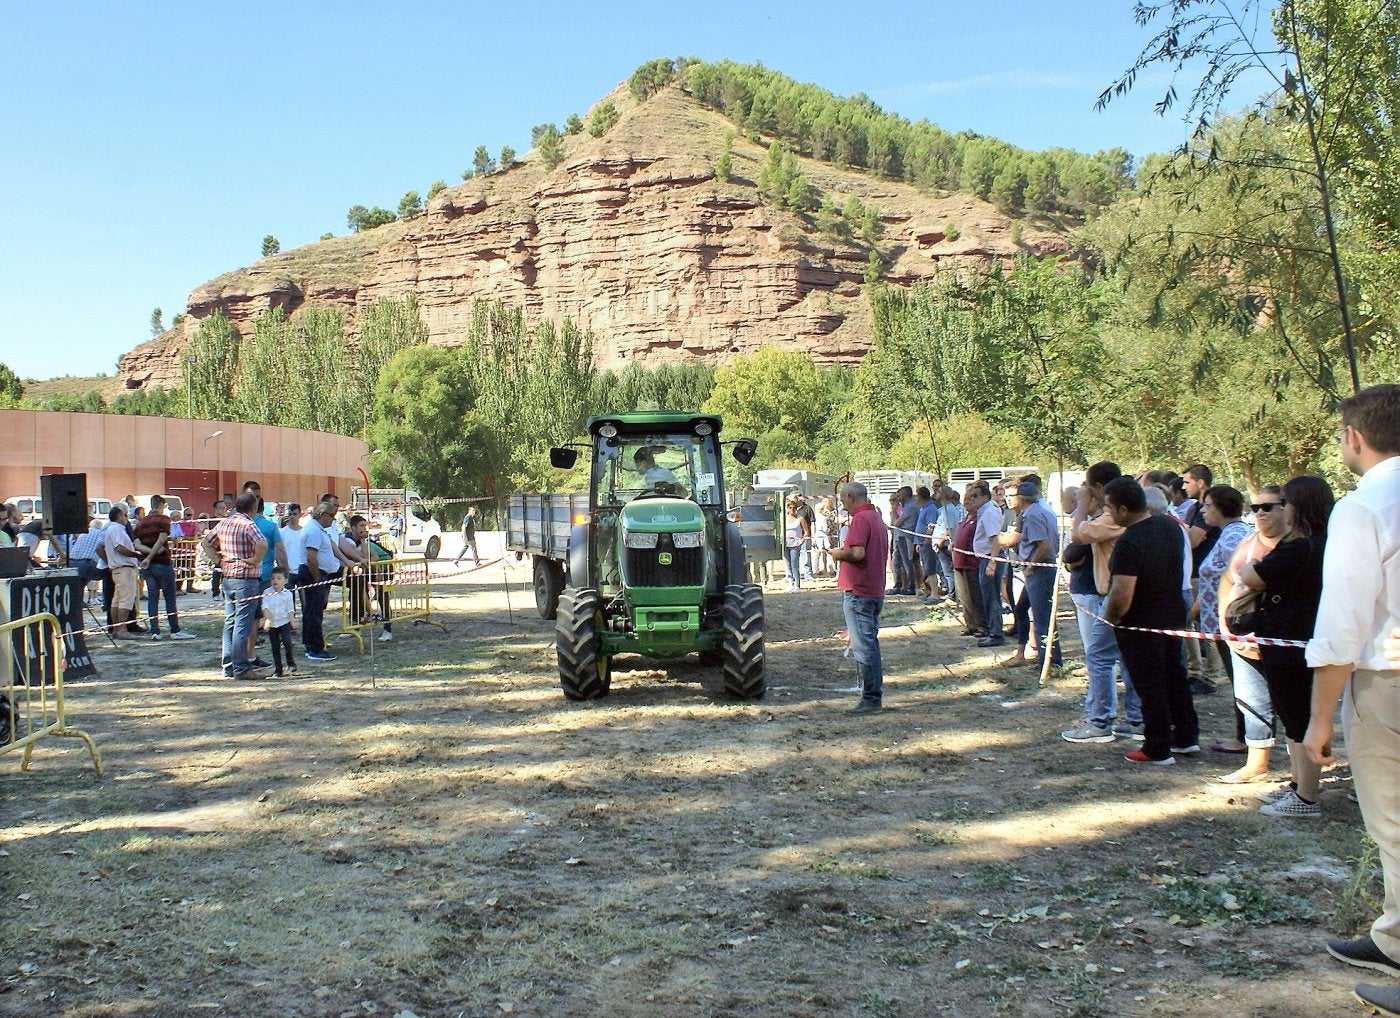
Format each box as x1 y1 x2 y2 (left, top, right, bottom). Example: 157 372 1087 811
0 0 1279 381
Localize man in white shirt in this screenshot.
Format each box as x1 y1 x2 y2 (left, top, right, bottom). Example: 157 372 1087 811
102 505 143 639
279 503 308 583
1304 384 1400 1012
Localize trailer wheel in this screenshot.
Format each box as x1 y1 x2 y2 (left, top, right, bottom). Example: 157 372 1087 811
425 536 441 560
556 588 612 701
721 583 765 700
534 559 564 619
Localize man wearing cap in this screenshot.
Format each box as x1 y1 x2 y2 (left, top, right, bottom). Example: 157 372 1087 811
1002 481 1062 669
299 501 343 662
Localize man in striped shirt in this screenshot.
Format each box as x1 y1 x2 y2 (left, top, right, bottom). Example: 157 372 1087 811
202 492 269 680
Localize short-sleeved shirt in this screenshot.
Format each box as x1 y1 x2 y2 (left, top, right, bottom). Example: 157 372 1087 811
972 501 1003 558
1197 519 1252 634
1108 514 1188 628
838 502 888 598
914 500 939 545
253 514 281 583
302 519 340 577
1253 536 1325 641
133 512 173 566
280 523 308 574
103 521 138 570
1016 500 1059 565
214 512 263 580
1186 502 1221 578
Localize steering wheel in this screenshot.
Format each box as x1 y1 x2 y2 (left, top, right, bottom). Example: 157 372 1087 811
631 481 677 501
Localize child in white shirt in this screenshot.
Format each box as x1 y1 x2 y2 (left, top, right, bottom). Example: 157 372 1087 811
261 567 298 676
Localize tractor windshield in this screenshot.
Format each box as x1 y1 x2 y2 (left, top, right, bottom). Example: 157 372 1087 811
595 433 723 507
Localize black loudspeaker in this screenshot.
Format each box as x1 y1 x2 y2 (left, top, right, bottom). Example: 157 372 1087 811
41 473 88 535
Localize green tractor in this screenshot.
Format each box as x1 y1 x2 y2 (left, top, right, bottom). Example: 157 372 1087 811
546 411 765 701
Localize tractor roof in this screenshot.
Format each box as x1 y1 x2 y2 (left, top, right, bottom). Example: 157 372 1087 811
586 412 723 435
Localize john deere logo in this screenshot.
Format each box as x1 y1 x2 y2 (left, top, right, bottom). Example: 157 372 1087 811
658 552 673 566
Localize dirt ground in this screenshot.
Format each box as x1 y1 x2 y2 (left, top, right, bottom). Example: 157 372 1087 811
0 545 1383 1018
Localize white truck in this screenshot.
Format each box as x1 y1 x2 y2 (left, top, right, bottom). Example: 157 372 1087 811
349 487 444 559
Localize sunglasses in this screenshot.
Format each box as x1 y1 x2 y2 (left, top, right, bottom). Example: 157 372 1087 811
1251 501 1286 513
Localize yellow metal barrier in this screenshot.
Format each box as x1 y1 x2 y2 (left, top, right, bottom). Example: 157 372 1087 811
1 612 103 776
333 555 446 654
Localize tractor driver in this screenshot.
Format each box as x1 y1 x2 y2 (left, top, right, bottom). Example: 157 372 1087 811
633 446 683 492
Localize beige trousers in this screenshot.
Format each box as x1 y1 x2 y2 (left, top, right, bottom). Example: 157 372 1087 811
1345 669 1400 963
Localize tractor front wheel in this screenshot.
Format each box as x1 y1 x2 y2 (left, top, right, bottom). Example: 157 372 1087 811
556 588 612 701
721 583 765 699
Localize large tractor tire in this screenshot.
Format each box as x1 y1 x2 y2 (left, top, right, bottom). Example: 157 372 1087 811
556 588 612 701
721 583 765 700
534 558 564 619
425 535 441 560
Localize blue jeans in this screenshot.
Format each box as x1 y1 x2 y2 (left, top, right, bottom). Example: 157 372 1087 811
143 562 181 634
978 565 1003 638
1228 649 1277 747
1013 568 1062 665
785 545 803 588
842 591 884 704
221 576 262 676
1072 590 1141 728
937 547 957 597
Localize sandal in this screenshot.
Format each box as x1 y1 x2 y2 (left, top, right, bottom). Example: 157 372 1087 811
1210 739 1248 755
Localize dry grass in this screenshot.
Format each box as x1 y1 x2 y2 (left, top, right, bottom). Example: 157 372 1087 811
0 563 1373 1017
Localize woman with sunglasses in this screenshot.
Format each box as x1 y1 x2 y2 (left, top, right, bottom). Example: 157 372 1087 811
1235 475 1335 818
1215 485 1290 782
1194 485 1254 755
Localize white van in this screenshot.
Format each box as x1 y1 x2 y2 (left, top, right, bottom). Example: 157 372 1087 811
4 495 43 523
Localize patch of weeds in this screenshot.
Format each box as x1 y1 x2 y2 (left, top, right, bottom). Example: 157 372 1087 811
1155 874 1312 927
933 799 977 823
975 862 1022 890
1205 948 1293 978
913 826 959 845
1051 969 1105 1017
880 948 926 969
859 989 901 1016
808 854 893 880
1334 833 1383 937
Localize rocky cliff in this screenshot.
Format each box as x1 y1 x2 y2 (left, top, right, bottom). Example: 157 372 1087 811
119 84 1069 389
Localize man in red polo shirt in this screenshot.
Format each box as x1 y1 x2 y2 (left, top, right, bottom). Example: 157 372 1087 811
830 481 890 713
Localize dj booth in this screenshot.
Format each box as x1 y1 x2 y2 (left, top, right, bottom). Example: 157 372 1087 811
1 566 96 684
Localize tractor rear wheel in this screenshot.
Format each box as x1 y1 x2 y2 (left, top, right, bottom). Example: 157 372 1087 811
556 588 612 701
721 583 765 699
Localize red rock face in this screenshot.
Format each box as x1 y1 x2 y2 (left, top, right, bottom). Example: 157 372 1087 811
118 90 1069 389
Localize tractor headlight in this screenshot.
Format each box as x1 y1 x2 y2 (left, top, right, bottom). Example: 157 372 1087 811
672 530 702 549
624 531 659 549
598 423 619 438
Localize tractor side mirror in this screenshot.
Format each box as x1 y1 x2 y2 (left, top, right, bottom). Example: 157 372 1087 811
731 437 758 466
550 447 579 469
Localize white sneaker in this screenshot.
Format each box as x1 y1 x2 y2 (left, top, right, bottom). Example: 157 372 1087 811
379 630 393 643
1259 789 1321 818
169 630 197 641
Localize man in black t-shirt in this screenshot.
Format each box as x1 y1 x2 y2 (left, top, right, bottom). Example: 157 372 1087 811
1104 477 1198 765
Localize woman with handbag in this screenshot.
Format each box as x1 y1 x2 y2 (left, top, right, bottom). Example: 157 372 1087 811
1216 485 1289 783
1235 475 1335 818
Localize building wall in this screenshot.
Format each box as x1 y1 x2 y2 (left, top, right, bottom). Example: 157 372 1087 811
0 410 368 514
